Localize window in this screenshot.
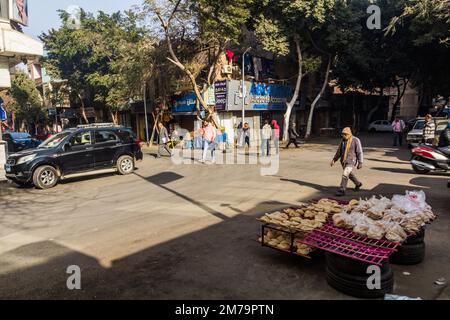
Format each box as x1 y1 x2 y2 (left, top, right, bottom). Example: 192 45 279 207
95 131 118 144
70 132 91 146
0 0 8 20
116 130 133 143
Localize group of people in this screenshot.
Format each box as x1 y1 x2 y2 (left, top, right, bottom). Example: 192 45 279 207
155 119 303 162
391 114 449 147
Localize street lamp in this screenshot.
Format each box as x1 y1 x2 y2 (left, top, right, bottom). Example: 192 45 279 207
241 47 251 128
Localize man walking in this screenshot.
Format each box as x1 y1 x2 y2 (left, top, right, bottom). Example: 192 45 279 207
423 114 436 145
391 116 405 146
331 127 364 196
156 122 171 158
285 122 300 148
261 119 272 157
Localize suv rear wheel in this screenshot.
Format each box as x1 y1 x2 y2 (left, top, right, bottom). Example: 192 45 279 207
33 165 59 189
117 155 135 175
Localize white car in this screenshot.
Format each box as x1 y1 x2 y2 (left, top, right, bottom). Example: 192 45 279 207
368 120 393 132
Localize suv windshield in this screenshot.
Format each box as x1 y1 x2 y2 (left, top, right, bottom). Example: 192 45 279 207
10 132 31 139
38 132 72 148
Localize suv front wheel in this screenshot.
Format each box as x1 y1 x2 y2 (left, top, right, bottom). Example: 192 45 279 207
117 155 135 175
33 165 59 189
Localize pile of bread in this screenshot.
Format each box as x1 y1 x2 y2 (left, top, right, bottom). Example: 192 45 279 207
258 230 314 256
333 195 436 242
259 199 343 232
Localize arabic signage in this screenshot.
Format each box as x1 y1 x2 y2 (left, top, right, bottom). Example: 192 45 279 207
226 80 293 111
172 92 198 113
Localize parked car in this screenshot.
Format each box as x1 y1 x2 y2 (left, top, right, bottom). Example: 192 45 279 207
4 124 143 189
406 117 449 147
2 132 42 153
368 120 393 132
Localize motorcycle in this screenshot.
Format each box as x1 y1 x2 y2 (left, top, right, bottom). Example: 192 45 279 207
410 144 450 174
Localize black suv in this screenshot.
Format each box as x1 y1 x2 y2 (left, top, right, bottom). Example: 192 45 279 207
4 124 143 189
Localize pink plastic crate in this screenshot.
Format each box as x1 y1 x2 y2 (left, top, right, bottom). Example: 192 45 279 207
300 232 394 266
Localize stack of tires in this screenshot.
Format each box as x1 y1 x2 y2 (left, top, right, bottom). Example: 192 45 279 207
325 252 394 298
390 228 425 265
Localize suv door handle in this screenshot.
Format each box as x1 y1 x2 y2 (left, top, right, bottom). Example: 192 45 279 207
86 147 94 150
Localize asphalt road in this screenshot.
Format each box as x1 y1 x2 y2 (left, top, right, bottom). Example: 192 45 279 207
0 134 449 299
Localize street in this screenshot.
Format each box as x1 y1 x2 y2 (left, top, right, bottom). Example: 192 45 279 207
0 134 449 299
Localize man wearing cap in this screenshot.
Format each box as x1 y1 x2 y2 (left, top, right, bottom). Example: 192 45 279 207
331 127 364 196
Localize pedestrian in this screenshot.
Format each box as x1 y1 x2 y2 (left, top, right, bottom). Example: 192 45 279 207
285 122 300 148
271 119 280 154
261 119 272 157
156 122 171 158
423 114 436 145
183 131 194 150
391 116 405 146
219 127 228 153
243 122 251 150
330 127 364 197
199 120 217 163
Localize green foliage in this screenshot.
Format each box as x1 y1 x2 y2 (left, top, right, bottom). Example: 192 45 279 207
41 9 155 113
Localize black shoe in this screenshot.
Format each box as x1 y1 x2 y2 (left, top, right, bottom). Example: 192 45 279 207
335 190 346 197
355 183 362 192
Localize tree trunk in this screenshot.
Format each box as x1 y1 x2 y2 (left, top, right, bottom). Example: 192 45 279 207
78 93 89 124
366 89 384 124
390 78 409 122
110 110 118 125
156 2 219 128
305 56 332 139
283 38 303 144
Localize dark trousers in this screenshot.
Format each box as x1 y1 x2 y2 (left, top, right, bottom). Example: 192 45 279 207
393 132 403 146
286 138 299 148
244 136 250 148
157 143 171 157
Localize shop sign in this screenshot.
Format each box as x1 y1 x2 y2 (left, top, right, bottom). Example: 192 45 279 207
172 92 198 113
225 80 293 111
214 81 227 111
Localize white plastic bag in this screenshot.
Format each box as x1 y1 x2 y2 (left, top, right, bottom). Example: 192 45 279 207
391 190 427 213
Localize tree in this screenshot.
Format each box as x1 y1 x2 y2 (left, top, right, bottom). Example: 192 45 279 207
41 10 154 124
144 0 253 127
9 71 43 132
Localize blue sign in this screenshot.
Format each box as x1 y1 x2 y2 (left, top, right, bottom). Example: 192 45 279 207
172 92 199 113
0 98 7 121
249 82 293 110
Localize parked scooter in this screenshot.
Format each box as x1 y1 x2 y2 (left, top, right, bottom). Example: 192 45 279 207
410 144 450 174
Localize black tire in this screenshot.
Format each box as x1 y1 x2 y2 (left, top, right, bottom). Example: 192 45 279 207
326 267 394 299
325 252 391 275
370 128 376 133
405 228 425 245
117 155 135 175
390 242 425 265
411 156 431 174
32 165 59 189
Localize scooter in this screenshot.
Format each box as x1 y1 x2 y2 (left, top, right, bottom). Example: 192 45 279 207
410 144 450 174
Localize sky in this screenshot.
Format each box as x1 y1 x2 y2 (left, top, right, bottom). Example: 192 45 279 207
23 0 143 40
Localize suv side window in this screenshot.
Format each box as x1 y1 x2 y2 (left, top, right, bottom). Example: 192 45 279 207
116 130 133 143
95 131 118 144
70 131 92 146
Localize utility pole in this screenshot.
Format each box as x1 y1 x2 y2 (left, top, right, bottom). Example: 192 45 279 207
241 47 251 128
143 82 150 146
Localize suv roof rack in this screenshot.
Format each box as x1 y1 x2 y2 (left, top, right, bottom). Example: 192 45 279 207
76 123 125 129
